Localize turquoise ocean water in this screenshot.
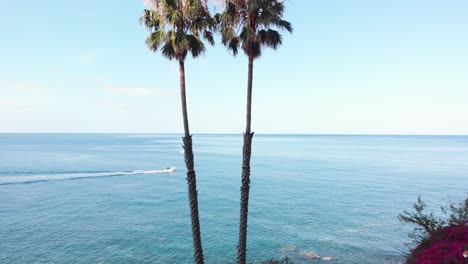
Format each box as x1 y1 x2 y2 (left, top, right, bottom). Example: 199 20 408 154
0 134 467 263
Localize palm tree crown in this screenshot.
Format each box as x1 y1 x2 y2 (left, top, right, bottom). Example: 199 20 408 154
219 0 292 58
141 0 216 61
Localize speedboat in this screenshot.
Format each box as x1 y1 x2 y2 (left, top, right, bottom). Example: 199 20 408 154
162 167 176 173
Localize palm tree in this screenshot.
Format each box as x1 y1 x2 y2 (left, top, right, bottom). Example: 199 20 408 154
218 1 292 263
140 1 215 263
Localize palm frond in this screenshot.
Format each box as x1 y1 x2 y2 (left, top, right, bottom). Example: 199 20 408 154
273 19 293 33
258 29 282 49
146 30 166 51
220 1 238 26
203 30 215 45
166 9 182 26
221 27 236 45
162 0 179 11
173 31 189 53
219 0 292 58
227 36 240 55
161 41 177 60
186 34 207 57
140 9 160 30
140 0 216 61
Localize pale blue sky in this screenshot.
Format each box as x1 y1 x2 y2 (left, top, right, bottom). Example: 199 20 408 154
1 0 467 134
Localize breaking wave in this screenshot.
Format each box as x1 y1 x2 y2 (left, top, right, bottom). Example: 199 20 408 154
0 169 174 185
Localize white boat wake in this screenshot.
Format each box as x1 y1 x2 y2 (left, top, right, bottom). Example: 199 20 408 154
0 168 176 185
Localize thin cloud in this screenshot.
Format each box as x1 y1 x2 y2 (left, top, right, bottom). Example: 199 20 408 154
108 87 175 96
0 102 36 114
71 51 102 64
0 81 44 91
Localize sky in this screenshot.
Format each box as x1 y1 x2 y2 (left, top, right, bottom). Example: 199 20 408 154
1 0 467 134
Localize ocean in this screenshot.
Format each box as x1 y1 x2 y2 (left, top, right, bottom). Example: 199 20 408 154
0 134 467 263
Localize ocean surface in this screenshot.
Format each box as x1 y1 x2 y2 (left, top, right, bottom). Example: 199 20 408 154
0 134 467 264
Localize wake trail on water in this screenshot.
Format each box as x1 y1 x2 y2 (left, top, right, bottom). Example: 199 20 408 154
0 168 175 185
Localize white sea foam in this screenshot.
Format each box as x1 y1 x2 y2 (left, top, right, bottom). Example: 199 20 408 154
0 168 175 185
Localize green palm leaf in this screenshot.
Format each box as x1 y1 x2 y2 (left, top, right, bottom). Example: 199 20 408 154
141 0 215 61
219 0 292 59
161 41 177 59
186 34 206 57
146 30 166 51
258 29 282 49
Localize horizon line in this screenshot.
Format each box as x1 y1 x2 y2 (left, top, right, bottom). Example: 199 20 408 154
0 132 467 136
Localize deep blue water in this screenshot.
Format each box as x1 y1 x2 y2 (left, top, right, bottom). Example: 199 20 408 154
0 134 467 263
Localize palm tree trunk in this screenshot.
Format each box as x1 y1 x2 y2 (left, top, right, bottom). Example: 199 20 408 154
179 59 204 264
237 55 255 264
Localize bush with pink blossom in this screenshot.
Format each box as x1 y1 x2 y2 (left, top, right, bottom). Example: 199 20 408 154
399 197 468 264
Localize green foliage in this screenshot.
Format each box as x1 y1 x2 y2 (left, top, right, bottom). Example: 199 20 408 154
140 0 216 61
218 0 292 58
399 196 468 263
399 196 468 245
398 196 446 244
442 197 468 226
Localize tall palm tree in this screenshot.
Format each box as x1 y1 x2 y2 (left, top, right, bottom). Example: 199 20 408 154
140 1 215 263
219 1 292 263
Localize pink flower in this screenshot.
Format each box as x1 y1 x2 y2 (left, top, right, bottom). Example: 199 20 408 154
412 225 468 264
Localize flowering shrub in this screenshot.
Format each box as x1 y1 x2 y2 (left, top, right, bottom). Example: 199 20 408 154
399 197 468 264
411 225 468 263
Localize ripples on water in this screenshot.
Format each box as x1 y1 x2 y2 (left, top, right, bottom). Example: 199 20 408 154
0 134 467 263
